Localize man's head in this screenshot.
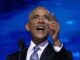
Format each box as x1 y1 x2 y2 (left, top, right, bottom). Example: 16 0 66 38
25 6 53 40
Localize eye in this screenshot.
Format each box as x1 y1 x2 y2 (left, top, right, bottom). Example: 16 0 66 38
43 15 51 21
31 15 39 19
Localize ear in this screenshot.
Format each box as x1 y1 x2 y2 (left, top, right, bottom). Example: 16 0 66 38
25 23 30 31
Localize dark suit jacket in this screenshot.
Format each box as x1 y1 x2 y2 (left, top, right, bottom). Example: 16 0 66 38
7 43 72 60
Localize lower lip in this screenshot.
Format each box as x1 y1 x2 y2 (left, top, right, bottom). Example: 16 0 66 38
37 30 45 32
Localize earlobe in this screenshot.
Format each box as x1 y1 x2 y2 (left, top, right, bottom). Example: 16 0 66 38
25 23 30 31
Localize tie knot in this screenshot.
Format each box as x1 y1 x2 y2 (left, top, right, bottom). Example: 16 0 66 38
34 46 40 52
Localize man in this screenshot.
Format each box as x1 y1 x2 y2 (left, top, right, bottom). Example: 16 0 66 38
7 6 72 60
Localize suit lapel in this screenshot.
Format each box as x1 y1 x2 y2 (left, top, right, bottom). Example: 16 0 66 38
20 43 30 60
20 48 28 60
40 43 55 60
19 43 55 60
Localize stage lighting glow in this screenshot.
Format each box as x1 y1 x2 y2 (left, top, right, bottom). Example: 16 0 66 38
73 52 80 58
66 20 75 25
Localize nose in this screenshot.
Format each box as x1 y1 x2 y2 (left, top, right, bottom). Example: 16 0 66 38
38 17 45 24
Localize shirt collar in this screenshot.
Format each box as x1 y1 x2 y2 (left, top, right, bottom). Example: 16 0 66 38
28 41 36 52
38 40 48 51
28 40 48 52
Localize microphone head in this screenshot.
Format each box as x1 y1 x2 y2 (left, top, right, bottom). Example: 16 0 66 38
18 39 26 50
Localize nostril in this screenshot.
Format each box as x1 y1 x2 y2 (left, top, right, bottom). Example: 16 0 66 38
38 21 45 24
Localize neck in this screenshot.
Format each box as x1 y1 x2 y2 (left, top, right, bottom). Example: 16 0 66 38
32 37 47 45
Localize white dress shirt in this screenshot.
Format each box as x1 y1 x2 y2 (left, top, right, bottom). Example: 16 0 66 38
26 40 63 60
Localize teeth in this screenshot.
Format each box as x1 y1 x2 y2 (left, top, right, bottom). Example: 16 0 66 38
38 26 44 28
36 26 45 30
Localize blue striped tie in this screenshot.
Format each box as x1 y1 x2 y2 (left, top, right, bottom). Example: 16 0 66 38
30 46 40 60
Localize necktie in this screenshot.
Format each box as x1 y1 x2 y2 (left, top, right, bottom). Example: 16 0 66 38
30 46 40 60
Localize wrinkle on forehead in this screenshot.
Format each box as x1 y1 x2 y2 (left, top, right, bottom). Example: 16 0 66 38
29 6 50 18
28 6 56 22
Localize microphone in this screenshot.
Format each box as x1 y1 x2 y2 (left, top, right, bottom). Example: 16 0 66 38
18 39 26 51
18 39 26 60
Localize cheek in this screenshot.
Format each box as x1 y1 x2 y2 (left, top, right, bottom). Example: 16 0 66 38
30 20 37 25
44 19 49 25
29 23 36 31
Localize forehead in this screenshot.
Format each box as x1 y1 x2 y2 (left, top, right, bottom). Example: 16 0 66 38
30 7 50 16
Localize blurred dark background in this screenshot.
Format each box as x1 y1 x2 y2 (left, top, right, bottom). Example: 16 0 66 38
0 0 80 60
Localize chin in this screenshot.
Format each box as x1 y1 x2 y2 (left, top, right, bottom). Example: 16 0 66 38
34 34 47 39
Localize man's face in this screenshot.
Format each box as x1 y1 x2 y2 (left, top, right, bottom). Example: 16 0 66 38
28 7 53 39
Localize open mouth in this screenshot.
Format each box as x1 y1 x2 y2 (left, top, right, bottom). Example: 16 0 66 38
36 25 45 31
